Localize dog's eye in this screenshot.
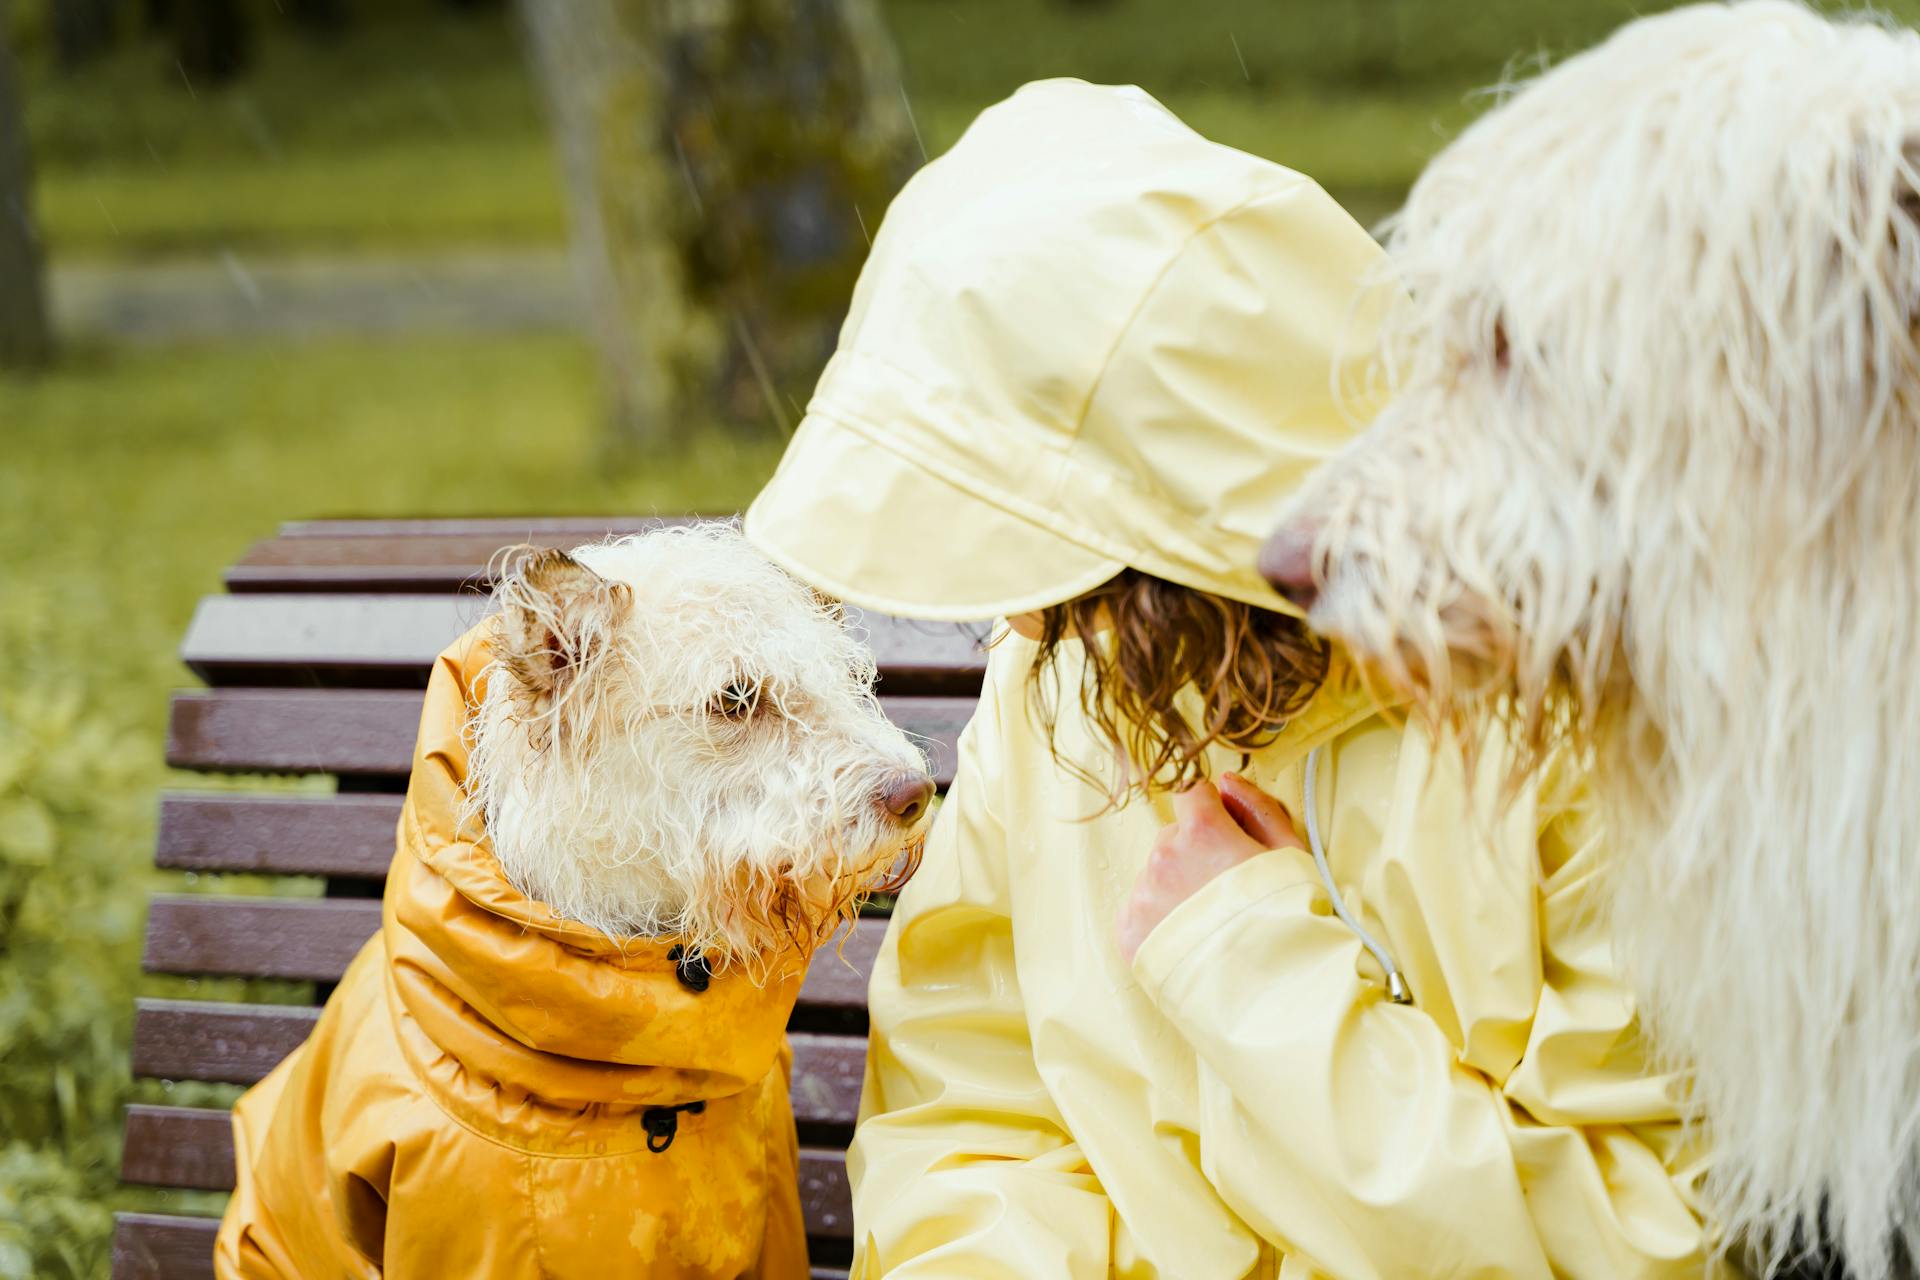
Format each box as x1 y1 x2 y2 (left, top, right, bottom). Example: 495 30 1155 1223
712 680 761 722
1493 318 1511 373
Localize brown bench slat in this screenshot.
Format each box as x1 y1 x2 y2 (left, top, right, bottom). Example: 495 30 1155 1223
165 689 420 777
111 1214 219 1280
786 1032 868 1129
167 689 972 785
281 516 676 539
144 898 885 1010
144 897 380 983
229 517 727 592
121 1106 855 1240
131 999 867 1128
131 999 317 1084
221 548 551 595
157 793 403 879
228 524 676 593
120 1107 236 1191
110 1213 852 1280
181 594 988 694
181 594 490 687
157 792 916 887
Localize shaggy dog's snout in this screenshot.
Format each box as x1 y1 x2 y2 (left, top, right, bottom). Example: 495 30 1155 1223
1259 520 1321 612
878 770 935 825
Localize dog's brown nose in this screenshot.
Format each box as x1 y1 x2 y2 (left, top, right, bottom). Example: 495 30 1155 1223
1260 520 1321 613
879 771 935 825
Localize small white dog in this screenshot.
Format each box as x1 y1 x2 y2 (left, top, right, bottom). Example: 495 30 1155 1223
474 524 935 964
1264 4 1920 1276
217 522 932 1277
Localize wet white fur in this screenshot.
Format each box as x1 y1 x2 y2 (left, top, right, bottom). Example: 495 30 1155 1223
465 524 929 974
1283 5 1920 1274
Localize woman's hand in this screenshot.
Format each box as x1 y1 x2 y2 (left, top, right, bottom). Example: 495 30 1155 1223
1117 773 1305 964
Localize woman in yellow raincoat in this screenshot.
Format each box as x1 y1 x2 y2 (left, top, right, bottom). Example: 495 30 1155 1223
213 631 808 1279
745 81 1717 1278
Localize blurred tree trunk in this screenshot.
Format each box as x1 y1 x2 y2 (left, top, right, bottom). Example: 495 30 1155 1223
1340 0 1402 84
0 0 53 370
517 0 914 450
286 0 349 37
518 0 690 450
51 0 123 71
169 0 248 84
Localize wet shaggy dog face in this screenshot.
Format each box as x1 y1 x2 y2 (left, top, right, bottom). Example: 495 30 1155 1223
465 524 933 974
1266 5 1920 1276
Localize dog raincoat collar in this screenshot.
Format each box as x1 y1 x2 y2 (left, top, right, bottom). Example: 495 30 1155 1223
380 625 802 1133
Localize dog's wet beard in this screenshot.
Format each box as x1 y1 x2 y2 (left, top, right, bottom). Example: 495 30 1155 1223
727 831 926 965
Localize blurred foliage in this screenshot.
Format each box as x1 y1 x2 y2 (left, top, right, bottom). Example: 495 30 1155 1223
0 1143 113 1280
0 609 146 1280
20 0 1920 256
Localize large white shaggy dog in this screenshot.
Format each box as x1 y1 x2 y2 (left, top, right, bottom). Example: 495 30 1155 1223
475 525 935 962
1263 4 1920 1276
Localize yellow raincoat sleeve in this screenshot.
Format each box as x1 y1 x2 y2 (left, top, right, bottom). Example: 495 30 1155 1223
1132 730 1709 1280
849 662 1113 1279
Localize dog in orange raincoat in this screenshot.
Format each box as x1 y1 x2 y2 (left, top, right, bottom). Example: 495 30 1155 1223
215 523 933 1279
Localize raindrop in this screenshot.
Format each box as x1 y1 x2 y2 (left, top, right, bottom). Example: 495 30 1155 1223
899 87 929 164
670 133 704 215
221 251 265 310
234 98 281 162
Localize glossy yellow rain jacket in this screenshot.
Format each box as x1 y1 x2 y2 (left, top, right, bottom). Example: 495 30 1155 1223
213 627 809 1280
746 82 1721 1277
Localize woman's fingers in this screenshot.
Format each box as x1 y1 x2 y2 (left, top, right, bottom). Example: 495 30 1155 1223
1117 774 1307 964
1216 772 1302 851
1119 778 1286 964
1169 778 1224 826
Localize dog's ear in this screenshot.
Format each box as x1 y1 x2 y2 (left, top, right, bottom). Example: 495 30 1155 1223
494 547 633 700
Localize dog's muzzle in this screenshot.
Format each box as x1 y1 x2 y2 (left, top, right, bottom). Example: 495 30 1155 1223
1260 520 1321 612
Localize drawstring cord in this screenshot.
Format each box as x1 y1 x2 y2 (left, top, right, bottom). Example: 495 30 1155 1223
1302 746 1413 1006
642 1099 706 1153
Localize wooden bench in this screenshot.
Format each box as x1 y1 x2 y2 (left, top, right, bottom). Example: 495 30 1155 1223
113 516 989 1280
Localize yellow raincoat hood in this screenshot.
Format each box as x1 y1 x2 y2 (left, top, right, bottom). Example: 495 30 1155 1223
216 627 809 1279
746 78 1390 620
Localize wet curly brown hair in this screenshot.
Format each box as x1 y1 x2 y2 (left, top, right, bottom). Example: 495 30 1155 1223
1026 569 1329 802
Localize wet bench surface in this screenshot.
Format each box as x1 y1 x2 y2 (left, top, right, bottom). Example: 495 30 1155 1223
115 517 989 1280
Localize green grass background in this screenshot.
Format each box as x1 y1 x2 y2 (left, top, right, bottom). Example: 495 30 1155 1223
33 0 1920 256
4 0 1911 1272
